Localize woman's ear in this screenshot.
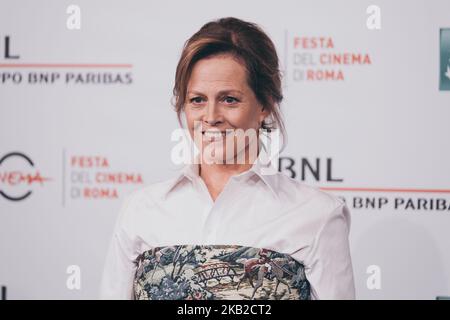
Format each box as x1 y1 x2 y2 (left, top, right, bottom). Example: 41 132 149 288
259 104 271 124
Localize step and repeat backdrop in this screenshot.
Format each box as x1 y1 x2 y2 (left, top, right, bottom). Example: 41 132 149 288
1 0 449 299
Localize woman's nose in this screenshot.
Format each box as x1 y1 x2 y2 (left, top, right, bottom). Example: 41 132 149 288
204 103 223 126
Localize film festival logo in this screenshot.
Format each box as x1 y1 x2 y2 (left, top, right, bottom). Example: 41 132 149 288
0 36 133 85
170 122 280 176
67 154 144 201
0 152 51 201
439 28 450 91
285 7 380 84
288 36 372 82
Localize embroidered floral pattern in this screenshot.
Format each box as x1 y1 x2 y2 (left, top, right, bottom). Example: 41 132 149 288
133 245 310 300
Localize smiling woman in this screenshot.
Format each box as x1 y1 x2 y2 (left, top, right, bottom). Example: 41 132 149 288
184 55 269 174
100 17 355 300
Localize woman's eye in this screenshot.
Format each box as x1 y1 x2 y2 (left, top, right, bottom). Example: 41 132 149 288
190 97 205 104
223 96 239 104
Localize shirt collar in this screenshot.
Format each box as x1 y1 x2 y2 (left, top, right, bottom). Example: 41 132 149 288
162 144 279 200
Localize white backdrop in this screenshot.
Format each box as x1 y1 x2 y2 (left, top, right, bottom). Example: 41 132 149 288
1 0 449 299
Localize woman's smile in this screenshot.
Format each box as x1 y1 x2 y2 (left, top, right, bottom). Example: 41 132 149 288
201 129 234 142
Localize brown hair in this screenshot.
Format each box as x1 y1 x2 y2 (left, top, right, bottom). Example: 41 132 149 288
172 17 287 150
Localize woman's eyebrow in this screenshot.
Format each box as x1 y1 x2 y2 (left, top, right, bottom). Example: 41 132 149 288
187 90 243 96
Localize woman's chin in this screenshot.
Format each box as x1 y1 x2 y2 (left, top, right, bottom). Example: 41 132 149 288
200 147 251 165
200 148 226 164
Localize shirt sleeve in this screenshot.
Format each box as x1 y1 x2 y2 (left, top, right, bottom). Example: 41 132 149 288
99 193 138 300
304 202 356 299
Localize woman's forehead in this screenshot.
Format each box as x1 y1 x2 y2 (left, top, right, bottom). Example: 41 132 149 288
191 56 246 80
188 56 249 93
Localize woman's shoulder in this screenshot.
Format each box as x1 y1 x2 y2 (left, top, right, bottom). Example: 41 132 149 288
274 172 351 236
275 171 346 215
121 175 182 206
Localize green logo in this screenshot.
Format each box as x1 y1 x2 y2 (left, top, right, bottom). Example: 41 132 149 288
440 28 450 91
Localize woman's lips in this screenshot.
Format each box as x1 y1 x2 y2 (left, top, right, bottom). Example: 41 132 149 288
202 130 233 141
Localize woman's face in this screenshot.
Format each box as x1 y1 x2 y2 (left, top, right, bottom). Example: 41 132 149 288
184 54 269 164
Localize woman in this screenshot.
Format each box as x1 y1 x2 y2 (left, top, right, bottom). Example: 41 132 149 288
100 17 355 300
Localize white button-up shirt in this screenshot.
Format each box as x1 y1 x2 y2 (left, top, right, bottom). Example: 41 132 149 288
100 148 355 300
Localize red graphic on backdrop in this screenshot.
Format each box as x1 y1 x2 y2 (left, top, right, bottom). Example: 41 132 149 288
0 171 51 186
0 152 51 201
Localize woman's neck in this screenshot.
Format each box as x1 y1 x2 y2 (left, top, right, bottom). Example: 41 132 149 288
198 143 260 201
